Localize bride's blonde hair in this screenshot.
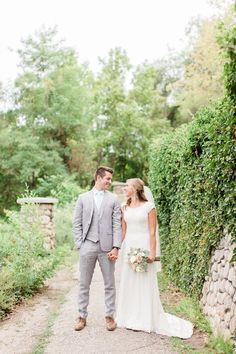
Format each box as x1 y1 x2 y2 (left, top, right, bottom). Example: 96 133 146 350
126 178 148 207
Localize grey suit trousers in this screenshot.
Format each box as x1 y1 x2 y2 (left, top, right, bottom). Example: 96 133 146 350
78 239 116 318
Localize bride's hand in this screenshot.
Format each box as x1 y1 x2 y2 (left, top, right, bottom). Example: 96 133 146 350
147 255 155 263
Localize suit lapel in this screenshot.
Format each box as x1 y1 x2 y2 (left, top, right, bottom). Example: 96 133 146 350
88 190 95 220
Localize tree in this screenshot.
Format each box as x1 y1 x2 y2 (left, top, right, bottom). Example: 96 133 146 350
93 49 131 177
129 61 172 130
0 26 97 213
174 18 225 122
0 124 65 213
92 49 176 181
10 26 94 185
174 2 235 122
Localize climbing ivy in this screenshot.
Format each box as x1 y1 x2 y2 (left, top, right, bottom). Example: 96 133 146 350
218 13 236 105
149 98 235 297
149 13 235 298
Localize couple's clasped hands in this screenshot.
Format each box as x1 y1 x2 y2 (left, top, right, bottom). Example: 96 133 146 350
107 248 119 261
107 249 155 262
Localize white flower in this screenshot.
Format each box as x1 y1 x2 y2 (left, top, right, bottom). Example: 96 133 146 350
128 247 149 273
130 255 137 264
136 266 144 272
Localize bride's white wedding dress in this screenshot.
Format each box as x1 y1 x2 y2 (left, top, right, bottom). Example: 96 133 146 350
116 202 193 338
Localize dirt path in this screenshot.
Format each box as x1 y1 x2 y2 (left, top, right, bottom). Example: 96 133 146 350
0 263 77 354
0 260 177 354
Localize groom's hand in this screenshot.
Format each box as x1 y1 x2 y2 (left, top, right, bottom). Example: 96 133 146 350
107 248 118 261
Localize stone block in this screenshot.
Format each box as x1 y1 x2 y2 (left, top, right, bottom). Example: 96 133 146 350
202 281 210 295
229 316 236 335
228 266 236 282
210 281 214 292
224 310 231 325
213 281 219 293
211 315 221 328
216 249 224 261
209 293 217 307
224 250 231 262
219 279 226 293
223 262 230 279
217 292 227 305
221 259 226 267
212 271 218 282
232 277 236 288
41 215 51 224
225 281 235 297
212 262 218 272
216 304 226 320
44 209 52 216
224 295 232 310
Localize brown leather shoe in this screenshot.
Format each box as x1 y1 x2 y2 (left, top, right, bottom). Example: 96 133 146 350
74 317 86 331
105 316 117 331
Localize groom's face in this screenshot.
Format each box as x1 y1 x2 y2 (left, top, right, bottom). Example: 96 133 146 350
97 171 113 190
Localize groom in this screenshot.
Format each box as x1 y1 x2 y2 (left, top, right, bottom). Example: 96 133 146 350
73 166 122 331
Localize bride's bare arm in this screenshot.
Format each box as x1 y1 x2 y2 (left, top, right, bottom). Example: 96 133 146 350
121 213 127 241
148 208 157 262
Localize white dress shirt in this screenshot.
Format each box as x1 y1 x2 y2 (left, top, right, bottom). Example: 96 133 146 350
93 187 105 210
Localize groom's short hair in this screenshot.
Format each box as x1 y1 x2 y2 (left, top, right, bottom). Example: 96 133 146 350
95 166 114 180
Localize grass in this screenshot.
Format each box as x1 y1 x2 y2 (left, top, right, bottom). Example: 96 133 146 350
157 272 235 354
31 293 66 354
31 250 78 354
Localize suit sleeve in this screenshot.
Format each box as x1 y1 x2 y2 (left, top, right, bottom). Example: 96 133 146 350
112 197 122 248
73 196 83 249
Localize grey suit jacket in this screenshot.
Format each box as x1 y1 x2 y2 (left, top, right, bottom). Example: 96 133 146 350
73 190 122 252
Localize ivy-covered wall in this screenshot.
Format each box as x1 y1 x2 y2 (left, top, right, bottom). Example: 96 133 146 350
149 98 235 298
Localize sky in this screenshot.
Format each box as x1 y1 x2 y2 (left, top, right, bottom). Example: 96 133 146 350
0 0 217 84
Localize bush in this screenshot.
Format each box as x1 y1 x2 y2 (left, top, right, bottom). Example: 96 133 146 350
54 201 76 248
33 174 86 206
0 206 70 318
149 98 235 297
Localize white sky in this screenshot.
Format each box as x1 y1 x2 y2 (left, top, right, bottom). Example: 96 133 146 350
0 0 216 83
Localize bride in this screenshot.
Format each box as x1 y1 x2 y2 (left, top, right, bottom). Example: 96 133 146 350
116 178 193 338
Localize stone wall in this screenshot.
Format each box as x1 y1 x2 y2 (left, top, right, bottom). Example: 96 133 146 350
17 197 58 250
112 182 126 204
200 230 236 338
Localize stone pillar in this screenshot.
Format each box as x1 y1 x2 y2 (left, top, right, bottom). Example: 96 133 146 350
17 197 58 250
112 182 126 204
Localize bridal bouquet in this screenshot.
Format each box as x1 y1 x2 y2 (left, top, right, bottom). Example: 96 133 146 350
127 247 160 273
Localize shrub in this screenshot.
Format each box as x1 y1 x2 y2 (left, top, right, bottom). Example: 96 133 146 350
33 174 86 206
54 201 76 248
0 206 70 318
149 98 235 297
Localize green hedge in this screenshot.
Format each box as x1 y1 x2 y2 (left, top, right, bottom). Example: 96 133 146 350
149 98 235 297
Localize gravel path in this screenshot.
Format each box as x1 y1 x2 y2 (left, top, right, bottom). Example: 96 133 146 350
0 259 177 354
44 261 176 354
0 265 76 354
